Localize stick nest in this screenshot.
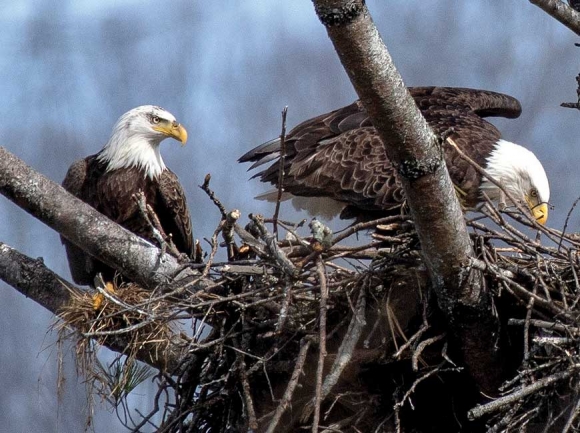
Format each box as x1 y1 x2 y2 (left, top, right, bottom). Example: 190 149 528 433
57 202 580 433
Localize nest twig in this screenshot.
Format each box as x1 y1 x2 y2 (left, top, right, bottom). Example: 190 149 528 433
54 178 580 432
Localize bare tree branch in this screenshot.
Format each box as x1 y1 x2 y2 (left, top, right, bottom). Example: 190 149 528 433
310 0 504 393
0 146 209 291
467 368 578 420
310 0 479 301
529 0 580 35
0 242 193 373
0 146 214 375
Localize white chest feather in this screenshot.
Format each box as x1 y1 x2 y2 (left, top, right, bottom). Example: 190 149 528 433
97 133 166 179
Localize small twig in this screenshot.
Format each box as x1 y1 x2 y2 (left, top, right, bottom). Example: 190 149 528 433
199 173 227 218
569 250 580 310
468 368 579 420
319 287 366 401
505 211 565 250
562 395 580 433
395 365 462 425
83 317 157 337
474 259 569 319
133 190 180 257
468 257 515 279
523 291 535 364
508 318 580 334
276 283 293 332
310 258 329 432
177 221 223 295
273 106 288 239
146 202 172 249
561 72 580 111
263 217 306 228
217 264 272 275
237 355 258 431
332 215 409 246
561 101 580 109
249 213 298 277
509 210 576 252
393 306 430 359
133 191 163 245
532 336 574 346
392 323 429 359
264 338 312 433
558 196 580 251
202 221 223 279
412 333 446 372
275 220 311 249
487 402 523 433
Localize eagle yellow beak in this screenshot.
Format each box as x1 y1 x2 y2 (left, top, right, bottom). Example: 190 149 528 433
154 121 188 145
531 202 548 225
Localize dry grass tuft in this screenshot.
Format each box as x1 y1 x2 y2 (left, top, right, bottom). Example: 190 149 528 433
56 282 177 408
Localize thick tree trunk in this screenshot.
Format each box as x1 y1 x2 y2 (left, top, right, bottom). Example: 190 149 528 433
311 0 503 393
529 0 580 35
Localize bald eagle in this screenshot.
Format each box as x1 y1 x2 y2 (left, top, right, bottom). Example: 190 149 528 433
61 105 194 287
240 87 550 224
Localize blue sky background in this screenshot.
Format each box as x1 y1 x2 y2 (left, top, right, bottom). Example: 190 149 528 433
0 1 579 431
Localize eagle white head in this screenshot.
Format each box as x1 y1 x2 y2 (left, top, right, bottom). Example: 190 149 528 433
480 139 550 224
97 105 188 179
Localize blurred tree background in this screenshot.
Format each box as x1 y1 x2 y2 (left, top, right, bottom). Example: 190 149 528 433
0 1 578 431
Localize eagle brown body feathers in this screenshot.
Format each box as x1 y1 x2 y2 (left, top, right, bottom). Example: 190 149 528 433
62 155 193 285
240 87 522 220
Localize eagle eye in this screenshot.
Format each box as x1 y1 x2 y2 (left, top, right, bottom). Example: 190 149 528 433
530 188 538 198
150 115 161 124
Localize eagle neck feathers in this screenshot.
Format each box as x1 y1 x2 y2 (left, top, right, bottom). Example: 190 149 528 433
97 126 166 180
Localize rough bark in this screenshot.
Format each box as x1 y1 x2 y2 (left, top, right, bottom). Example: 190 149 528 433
0 146 213 373
311 0 502 392
0 242 191 372
529 0 580 35
0 146 208 291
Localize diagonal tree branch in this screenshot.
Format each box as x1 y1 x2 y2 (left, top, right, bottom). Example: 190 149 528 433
310 0 503 393
0 146 209 291
0 146 214 373
529 0 580 35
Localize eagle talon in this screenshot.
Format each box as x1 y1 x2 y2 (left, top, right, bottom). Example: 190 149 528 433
92 280 116 311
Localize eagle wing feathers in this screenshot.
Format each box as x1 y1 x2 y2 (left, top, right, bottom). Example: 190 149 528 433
157 170 194 258
61 158 95 285
61 156 194 285
240 87 520 218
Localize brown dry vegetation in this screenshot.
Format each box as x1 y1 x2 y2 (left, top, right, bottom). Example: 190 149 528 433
58 192 580 432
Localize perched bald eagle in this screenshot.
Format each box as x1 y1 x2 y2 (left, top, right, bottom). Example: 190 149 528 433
61 105 194 287
240 87 550 224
